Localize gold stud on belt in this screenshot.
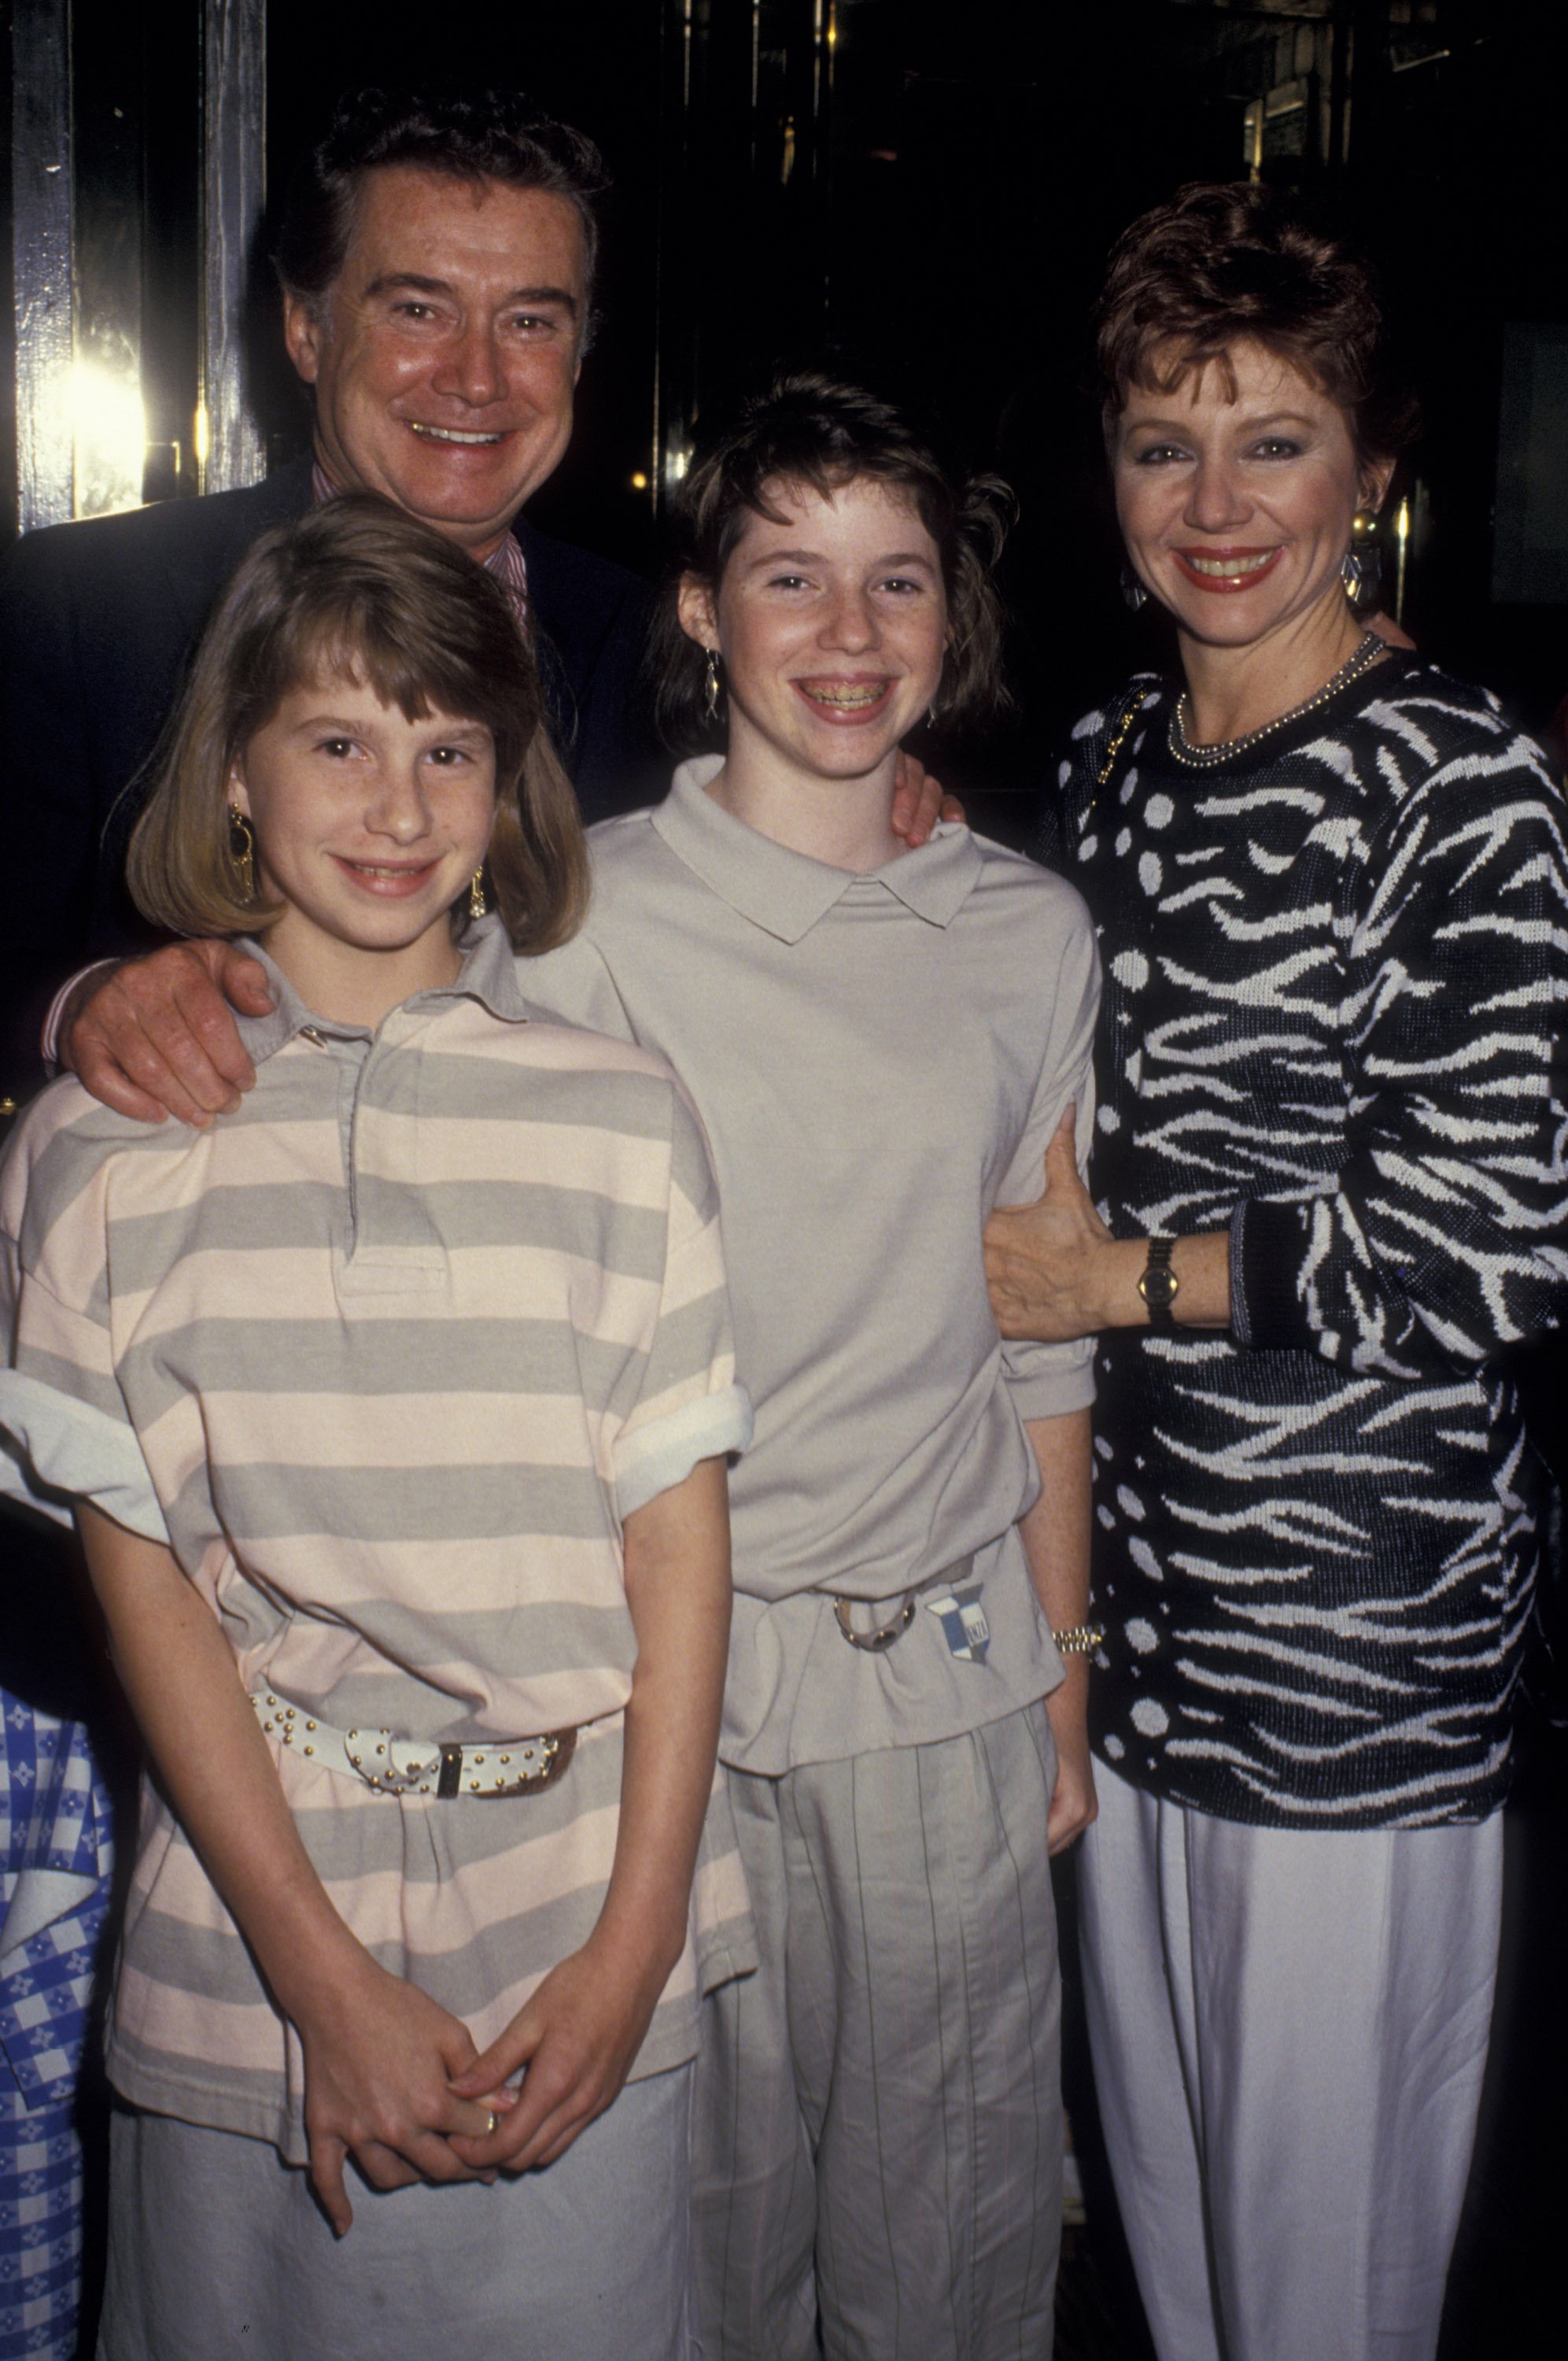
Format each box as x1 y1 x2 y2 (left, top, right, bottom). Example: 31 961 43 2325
434 1733 575 1798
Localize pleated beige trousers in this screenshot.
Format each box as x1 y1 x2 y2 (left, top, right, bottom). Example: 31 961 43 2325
692 1701 1064 2361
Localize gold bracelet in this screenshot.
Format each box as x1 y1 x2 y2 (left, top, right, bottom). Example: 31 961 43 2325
1053 1624 1105 1657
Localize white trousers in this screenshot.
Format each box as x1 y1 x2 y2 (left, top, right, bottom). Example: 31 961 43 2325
1078 1761 1503 2361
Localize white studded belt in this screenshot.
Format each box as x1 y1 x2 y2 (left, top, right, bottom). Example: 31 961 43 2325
249 1688 576 1798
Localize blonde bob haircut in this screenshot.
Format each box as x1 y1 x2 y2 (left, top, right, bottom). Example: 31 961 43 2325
127 495 589 954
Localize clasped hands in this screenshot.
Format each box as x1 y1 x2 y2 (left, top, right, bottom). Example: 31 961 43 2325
298 1931 662 2236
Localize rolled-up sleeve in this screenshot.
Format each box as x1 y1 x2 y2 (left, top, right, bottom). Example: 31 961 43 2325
0 1094 167 1539
612 1085 752 1520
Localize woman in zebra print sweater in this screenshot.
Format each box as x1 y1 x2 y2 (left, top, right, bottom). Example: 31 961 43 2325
985 183 1568 2361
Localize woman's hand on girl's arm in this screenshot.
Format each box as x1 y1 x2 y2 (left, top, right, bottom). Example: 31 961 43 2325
449 1454 733 2172
985 1109 1127 1339
73 1506 500 2232
984 1107 1232 1339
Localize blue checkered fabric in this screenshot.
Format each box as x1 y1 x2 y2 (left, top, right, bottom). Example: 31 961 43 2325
2 1694 113 2361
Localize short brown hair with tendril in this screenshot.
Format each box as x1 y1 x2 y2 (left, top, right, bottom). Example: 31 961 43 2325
127 496 588 955
1095 182 1417 463
646 373 1014 752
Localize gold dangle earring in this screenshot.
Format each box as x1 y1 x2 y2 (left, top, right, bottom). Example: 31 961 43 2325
1341 508 1381 608
703 647 722 723
469 867 488 920
227 803 256 903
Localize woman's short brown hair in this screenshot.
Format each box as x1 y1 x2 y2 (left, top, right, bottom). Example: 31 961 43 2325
1095 181 1418 463
645 372 1014 752
127 495 588 954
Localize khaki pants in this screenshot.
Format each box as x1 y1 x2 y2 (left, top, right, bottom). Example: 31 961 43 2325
692 1701 1064 2361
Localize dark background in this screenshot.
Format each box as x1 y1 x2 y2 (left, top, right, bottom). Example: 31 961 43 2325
17 0 1568 781
282 0 1568 793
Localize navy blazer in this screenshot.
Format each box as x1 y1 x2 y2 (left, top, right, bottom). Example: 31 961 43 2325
0 458 658 1098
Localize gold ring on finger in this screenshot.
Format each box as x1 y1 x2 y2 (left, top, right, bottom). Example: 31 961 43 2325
485 2111 499 2136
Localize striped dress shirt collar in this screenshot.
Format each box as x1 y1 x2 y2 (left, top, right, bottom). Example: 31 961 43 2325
310 459 529 628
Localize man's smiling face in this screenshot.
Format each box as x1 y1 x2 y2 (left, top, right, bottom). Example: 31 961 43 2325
284 164 587 560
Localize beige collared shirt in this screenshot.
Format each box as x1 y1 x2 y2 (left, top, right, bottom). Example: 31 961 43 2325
522 759 1101 1771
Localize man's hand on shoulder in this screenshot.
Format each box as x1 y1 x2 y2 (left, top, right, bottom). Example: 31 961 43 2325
63 940 272 1125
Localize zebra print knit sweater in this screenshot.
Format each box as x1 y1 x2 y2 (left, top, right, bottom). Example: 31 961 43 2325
1047 648 1568 1829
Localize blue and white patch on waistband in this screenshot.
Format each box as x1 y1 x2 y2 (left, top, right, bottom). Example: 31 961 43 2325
926 1585 991 1664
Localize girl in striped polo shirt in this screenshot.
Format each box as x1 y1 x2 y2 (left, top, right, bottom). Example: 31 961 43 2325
0 497 753 2360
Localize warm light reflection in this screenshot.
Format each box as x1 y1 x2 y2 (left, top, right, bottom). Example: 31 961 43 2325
194 400 211 470
632 471 648 491
1394 496 1411 622
662 442 692 501
71 359 146 518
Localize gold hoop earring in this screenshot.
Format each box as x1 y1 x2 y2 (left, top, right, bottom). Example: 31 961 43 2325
703 648 722 723
469 868 487 920
227 803 256 903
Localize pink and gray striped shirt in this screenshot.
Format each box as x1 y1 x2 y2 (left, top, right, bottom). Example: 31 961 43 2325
0 919 754 2159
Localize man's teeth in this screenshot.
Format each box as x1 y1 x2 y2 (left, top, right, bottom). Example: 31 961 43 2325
802 682 885 708
1186 551 1277 578
409 423 503 445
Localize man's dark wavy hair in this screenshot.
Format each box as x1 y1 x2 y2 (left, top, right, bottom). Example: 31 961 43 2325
647 372 1014 752
275 86 608 342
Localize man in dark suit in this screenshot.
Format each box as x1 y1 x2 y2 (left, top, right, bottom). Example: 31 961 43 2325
0 87 654 1105
0 99 660 2348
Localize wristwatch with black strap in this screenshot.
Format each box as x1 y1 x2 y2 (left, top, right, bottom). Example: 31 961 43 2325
1138 1235 1179 1328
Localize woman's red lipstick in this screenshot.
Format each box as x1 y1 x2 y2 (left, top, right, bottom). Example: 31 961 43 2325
1171 546 1283 593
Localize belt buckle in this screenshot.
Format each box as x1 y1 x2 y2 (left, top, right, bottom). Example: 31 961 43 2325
832 1592 917 1652
441 1728 577 1798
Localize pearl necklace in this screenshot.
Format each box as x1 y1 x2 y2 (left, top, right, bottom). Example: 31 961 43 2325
1168 632 1386 769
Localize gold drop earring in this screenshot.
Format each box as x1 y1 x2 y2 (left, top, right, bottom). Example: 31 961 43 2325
469 868 488 920
1341 506 1382 607
227 803 256 903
